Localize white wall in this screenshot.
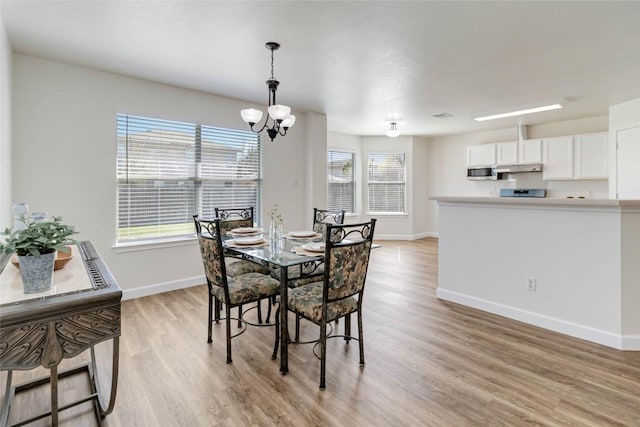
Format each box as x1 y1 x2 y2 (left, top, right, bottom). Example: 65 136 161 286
412 137 431 237
609 98 640 198
12 54 326 295
0 12 11 229
304 112 328 217
426 116 609 233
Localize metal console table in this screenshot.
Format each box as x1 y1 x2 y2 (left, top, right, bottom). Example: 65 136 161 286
0 241 121 426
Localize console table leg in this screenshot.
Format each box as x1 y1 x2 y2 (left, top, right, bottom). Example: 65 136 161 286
90 337 120 417
50 365 58 426
1 370 13 427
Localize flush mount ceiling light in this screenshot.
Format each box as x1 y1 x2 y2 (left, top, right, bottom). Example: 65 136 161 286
473 103 563 122
386 122 401 137
240 42 295 141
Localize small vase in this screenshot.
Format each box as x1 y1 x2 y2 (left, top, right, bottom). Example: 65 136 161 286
270 222 283 241
18 252 55 294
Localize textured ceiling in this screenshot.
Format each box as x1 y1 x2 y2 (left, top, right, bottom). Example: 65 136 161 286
2 1 639 137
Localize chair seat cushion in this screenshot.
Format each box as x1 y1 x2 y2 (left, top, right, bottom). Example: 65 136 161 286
288 282 357 323
211 272 280 306
226 259 270 277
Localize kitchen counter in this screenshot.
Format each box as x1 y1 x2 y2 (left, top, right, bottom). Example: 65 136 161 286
432 196 640 350
431 196 640 209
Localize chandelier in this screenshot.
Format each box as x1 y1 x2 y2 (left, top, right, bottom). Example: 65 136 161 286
240 42 295 141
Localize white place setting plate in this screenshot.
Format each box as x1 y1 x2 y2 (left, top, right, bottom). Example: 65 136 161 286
289 230 317 237
285 230 321 239
229 227 262 237
230 236 267 246
302 242 325 252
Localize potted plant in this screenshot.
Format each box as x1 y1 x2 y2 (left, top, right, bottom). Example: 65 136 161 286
0 215 77 293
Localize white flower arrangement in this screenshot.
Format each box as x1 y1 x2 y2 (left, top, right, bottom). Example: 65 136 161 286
267 204 284 226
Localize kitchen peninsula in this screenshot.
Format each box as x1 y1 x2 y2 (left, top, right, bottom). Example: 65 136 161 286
432 196 640 350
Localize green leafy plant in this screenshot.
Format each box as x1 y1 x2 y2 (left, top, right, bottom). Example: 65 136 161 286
0 216 77 256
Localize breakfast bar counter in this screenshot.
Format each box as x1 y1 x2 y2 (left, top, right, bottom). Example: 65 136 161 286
432 196 640 208
431 196 640 350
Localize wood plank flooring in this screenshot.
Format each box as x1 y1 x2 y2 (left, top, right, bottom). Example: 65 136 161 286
3 238 640 426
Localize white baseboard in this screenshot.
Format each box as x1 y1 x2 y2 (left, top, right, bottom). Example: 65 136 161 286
375 232 439 241
436 288 638 351
621 335 640 350
122 275 205 301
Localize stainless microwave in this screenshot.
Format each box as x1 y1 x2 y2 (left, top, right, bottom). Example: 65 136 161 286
467 167 504 180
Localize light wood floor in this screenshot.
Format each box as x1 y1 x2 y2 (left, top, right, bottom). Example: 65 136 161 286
4 238 640 426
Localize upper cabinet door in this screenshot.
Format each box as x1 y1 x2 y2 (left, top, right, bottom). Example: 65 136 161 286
496 142 518 165
543 136 574 180
518 139 543 164
575 132 608 179
467 144 496 167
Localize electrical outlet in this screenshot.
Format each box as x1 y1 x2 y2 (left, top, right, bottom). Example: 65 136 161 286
526 277 537 291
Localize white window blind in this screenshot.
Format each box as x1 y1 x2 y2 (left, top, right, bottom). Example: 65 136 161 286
327 150 355 213
116 114 261 243
367 152 406 213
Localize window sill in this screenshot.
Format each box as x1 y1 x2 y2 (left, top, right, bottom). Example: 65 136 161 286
366 212 409 217
112 236 197 253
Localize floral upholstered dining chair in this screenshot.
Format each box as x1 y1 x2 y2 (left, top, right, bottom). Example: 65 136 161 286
312 208 346 237
211 208 275 324
194 217 281 364
285 218 376 388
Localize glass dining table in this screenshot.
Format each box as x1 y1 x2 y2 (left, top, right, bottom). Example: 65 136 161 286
222 233 325 373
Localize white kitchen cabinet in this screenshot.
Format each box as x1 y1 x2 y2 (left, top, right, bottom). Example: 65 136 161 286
477 139 542 167
518 139 543 164
496 142 518 165
467 144 496 167
543 136 574 179
543 132 608 180
575 132 608 179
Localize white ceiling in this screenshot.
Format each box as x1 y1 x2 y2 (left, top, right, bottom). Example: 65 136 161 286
2 1 639 137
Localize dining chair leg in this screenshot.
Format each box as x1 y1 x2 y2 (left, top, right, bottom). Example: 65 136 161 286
214 297 221 323
272 306 280 360
344 313 351 342
207 291 213 343
257 300 263 324
266 298 272 324
320 321 327 389
295 314 301 342
357 310 364 365
237 305 243 328
226 305 233 364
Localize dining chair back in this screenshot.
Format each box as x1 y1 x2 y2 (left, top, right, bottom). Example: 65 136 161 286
287 218 376 388
312 208 345 236
214 207 254 234
194 216 280 364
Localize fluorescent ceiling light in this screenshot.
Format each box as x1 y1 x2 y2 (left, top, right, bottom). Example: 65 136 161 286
474 104 563 122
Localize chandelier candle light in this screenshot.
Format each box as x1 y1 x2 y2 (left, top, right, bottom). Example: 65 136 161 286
241 42 296 141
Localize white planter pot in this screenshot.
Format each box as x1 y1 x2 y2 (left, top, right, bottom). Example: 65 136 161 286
18 252 55 294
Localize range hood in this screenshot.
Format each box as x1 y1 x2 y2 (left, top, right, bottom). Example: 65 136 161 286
494 163 543 173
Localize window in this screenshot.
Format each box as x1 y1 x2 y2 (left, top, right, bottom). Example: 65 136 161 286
116 114 261 243
327 150 355 213
367 152 406 213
